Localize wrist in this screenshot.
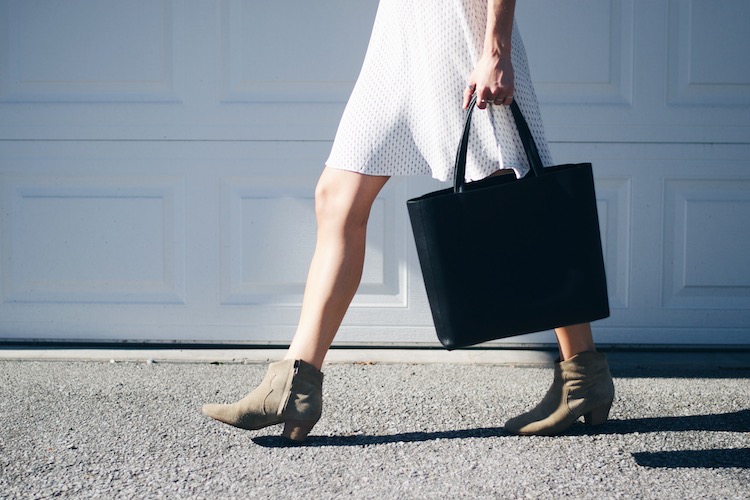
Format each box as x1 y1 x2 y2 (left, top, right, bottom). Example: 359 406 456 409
482 42 512 60
483 31 512 58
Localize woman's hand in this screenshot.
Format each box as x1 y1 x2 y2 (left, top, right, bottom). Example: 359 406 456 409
462 53 515 110
463 0 516 110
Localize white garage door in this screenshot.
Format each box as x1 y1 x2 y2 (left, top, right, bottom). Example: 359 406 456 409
1 0 748 346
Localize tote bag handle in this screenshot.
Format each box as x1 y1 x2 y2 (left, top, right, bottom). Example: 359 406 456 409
454 95 545 193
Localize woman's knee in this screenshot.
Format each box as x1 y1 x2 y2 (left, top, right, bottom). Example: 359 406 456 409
314 168 388 229
314 173 348 225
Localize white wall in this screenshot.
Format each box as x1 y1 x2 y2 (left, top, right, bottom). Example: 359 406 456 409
1 0 748 345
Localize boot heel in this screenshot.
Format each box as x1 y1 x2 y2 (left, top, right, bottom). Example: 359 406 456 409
282 420 317 441
584 400 612 426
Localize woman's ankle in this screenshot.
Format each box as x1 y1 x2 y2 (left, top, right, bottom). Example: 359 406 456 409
283 350 325 371
554 323 596 360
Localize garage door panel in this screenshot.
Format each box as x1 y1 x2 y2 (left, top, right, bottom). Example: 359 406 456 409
663 179 750 309
521 0 750 143
667 0 750 106
517 0 635 105
0 0 182 103
595 177 631 310
218 175 407 307
1 174 186 305
1 3 749 346
551 142 750 338
219 0 377 103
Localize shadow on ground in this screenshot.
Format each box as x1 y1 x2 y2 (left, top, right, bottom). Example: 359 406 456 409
253 409 749 452
579 409 750 435
632 448 750 469
253 426 508 448
609 366 750 379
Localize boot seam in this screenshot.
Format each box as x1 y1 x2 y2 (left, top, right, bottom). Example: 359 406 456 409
277 361 297 417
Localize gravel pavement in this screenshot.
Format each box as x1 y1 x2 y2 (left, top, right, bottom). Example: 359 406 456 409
1 358 748 499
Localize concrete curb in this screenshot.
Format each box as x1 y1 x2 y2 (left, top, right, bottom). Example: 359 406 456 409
2 348 750 372
0 348 558 365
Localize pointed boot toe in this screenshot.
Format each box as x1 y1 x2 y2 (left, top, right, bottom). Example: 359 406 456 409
504 360 563 434
201 402 244 427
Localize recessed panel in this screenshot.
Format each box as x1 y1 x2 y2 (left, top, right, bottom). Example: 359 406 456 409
516 0 634 104
595 177 631 308
220 0 378 102
663 180 750 308
685 201 750 287
1 0 177 102
667 0 750 105
220 177 406 306
1 177 186 303
239 196 317 287
686 2 750 85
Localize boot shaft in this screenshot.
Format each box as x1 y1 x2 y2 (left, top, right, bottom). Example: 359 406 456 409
560 351 615 414
282 360 324 421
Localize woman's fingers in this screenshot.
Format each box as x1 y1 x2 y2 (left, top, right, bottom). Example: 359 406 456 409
469 54 515 109
471 80 514 109
476 92 512 109
462 83 476 109
494 95 513 105
495 95 514 106
477 94 490 110
463 72 514 110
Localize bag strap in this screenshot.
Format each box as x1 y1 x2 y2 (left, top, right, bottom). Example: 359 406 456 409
509 100 546 177
454 94 545 193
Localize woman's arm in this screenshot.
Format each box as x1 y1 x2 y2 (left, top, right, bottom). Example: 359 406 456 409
462 0 516 110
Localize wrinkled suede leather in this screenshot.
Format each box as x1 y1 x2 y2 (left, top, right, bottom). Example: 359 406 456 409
505 351 614 436
504 360 563 432
202 359 323 432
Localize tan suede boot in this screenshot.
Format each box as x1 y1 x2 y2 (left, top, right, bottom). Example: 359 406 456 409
504 351 614 436
504 359 564 431
202 359 323 441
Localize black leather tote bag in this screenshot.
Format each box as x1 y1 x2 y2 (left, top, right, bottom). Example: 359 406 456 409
407 96 610 349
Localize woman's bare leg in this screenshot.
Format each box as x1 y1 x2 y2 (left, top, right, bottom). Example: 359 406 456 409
554 322 596 360
285 167 390 370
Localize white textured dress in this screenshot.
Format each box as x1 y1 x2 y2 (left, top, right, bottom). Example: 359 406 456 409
326 0 553 182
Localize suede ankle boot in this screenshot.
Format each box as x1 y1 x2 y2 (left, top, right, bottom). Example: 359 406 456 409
504 359 564 430
202 359 323 441
504 351 614 436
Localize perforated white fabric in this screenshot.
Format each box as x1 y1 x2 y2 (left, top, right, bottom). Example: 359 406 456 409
326 0 553 181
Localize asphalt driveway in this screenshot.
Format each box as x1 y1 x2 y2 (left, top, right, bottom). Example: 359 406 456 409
1 356 748 498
